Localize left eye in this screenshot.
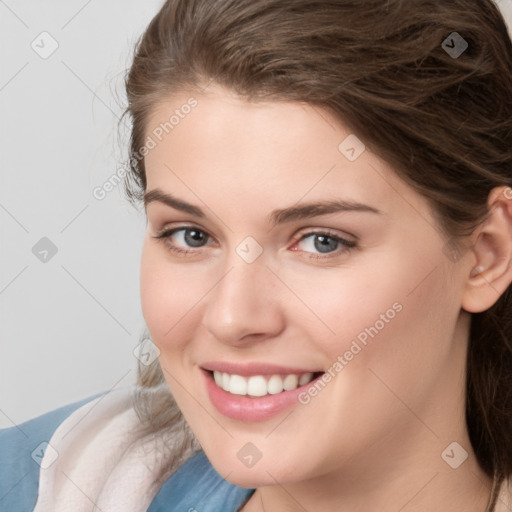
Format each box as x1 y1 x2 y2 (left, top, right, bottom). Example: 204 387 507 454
295 232 355 255
172 228 209 248
154 227 213 253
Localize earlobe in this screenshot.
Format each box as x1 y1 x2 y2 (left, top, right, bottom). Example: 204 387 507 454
462 186 512 314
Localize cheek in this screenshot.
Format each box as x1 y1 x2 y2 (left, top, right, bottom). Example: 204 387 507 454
294 245 453 376
140 242 205 351
285 256 405 358
333 257 457 400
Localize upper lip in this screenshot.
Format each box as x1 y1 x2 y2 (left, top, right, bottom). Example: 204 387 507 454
201 361 324 376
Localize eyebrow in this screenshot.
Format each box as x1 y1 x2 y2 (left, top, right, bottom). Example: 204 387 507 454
144 188 381 226
145 188 205 218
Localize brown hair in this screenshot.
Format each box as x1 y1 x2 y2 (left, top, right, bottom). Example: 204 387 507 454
122 0 512 500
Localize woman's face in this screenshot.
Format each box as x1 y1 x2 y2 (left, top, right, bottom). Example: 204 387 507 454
140 84 474 487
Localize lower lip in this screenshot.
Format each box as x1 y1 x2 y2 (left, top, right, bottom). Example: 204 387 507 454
202 369 324 422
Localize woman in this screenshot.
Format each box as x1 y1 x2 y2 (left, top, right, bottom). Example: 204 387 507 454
1 0 511 511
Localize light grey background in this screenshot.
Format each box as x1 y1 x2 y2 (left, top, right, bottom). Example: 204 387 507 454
0 0 163 428
1 0 511 428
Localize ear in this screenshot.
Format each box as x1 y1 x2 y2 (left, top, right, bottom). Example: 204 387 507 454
462 186 512 313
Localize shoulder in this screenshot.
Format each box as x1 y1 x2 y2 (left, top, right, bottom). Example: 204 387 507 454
148 450 255 512
0 391 106 512
0 387 255 512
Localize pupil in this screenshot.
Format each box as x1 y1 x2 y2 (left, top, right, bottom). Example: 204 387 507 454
185 229 206 247
314 235 337 253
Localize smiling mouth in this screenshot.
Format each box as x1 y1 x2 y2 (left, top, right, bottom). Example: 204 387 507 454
208 370 323 397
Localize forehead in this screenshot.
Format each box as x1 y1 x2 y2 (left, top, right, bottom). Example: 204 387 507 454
144 86 343 160
142 85 430 223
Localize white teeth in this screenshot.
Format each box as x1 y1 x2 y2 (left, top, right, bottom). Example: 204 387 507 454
212 371 316 397
247 376 267 397
213 371 223 387
267 375 284 394
299 372 314 386
283 374 298 391
222 372 230 391
229 374 247 395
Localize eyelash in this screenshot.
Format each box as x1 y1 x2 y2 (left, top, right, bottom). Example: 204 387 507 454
153 226 357 260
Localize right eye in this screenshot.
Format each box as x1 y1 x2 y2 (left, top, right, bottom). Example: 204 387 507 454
153 226 214 255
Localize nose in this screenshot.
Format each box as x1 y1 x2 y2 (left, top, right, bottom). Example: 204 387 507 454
202 258 286 346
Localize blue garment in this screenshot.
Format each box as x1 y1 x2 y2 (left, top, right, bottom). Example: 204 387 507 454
0 392 255 512
147 451 254 512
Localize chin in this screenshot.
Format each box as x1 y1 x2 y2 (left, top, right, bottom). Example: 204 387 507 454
222 463 295 489
203 445 306 488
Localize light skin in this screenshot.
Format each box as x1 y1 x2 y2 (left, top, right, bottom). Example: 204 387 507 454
139 84 512 512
